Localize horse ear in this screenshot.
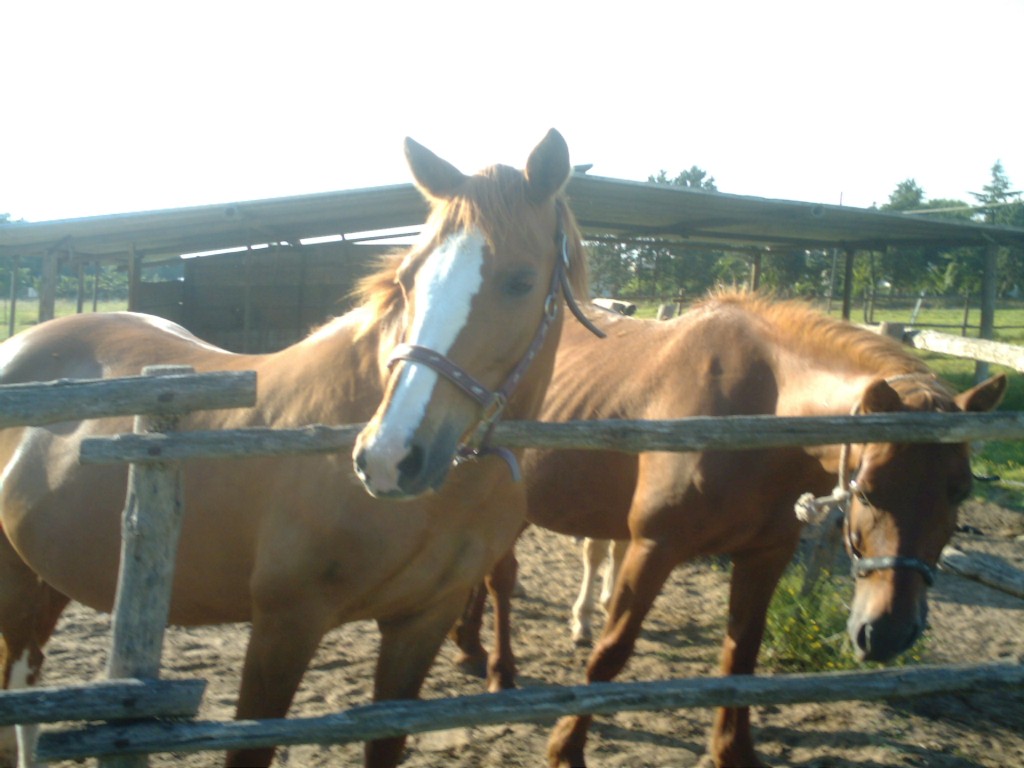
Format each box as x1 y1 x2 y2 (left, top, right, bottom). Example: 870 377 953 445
955 373 1007 412
404 137 468 200
524 128 571 202
860 378 903 413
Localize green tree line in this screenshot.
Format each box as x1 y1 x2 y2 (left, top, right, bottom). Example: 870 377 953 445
587 161 1024 305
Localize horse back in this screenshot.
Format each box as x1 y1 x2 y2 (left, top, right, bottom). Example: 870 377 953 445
525 305 820 548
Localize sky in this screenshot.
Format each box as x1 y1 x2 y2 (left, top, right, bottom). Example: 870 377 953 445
3 1 1022 224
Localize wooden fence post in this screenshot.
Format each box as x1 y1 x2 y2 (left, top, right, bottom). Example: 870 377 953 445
100 364 191 768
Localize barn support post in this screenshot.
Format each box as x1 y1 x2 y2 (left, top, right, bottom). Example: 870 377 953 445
92 261 100 312
7 254 20 338
749 251 762 291
73 243 85 314
242 247 254 353
841 247 855 321
101 365 190 768
39 249 58 323
975 242 997 383
127 244 142 312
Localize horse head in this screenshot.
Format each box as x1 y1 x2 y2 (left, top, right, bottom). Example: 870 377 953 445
353 129 588 499
844 372 1007 661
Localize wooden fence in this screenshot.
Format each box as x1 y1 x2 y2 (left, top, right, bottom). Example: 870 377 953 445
0 330 1022 764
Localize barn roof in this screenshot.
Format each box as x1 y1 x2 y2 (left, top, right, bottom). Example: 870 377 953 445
2 173 1023 264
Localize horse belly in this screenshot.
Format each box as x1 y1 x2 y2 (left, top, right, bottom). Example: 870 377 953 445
0 428 129 612
523 449 635 540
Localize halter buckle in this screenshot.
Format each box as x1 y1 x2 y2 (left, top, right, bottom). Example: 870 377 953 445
479 391 508 431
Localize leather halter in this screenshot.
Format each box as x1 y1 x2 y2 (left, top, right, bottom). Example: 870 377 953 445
387 213 604 478
845 373 940 586
846 478 937 587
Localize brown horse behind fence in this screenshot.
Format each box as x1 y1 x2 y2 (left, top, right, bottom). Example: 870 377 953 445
0 130 594 768
453 292 1006 768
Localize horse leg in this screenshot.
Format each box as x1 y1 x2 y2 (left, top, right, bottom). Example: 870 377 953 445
227 600 328 768
449 581 489 679
366 596 471 768
483 546 518 691
0 537 70 768
570 538 608 646
599 539 629 611
708 543 796 768
549 538 678 768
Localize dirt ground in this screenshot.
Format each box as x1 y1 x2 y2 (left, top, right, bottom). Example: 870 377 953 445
26 497 1024 768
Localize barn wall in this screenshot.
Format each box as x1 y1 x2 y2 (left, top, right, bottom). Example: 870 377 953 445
136 241 392 352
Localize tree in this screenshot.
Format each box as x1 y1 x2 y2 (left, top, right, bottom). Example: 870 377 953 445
971 160 1021 213
618 167 724 299
885 179 925 211
648 167 717 191
972 161 1024 297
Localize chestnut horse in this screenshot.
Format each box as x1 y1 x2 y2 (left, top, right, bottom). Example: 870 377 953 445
453 293 1007 768
0 129 594 768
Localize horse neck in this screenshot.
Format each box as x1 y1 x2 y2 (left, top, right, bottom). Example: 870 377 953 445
261 308 390 425
772 347 930 482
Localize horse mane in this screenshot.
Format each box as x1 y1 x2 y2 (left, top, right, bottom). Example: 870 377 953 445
697 289 934 379
351 164 589 338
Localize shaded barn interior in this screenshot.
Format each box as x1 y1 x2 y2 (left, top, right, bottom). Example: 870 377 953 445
135 241 393 352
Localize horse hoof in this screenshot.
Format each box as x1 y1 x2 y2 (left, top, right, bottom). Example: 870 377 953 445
572 632 592 647
487 676 516 694
453 652 488 679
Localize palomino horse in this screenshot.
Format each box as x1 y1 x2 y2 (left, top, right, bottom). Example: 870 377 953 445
0 129 595 768
453 292 1006 768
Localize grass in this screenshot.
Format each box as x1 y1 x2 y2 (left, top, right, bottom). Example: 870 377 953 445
761 564 928 673
0 297 128 341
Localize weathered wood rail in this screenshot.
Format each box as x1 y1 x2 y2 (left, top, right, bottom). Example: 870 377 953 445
0 370 257 429
78 411 1024 465
36 662 1024 762
872 323 1024 372
0 679 205 728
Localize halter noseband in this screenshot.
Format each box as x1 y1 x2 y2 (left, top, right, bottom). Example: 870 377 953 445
387 214 604 479
795 374 939 588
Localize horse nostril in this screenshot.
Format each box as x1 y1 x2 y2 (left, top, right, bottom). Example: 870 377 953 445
397 443 426 481
354 448 369 478
856 622 871 654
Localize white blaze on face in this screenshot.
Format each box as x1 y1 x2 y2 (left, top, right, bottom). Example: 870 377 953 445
360 228 485 493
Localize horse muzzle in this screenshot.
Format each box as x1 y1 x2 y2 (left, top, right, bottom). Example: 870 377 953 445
847 576 929 662
352 419 461 500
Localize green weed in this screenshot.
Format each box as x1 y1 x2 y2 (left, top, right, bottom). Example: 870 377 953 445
760 564 928 673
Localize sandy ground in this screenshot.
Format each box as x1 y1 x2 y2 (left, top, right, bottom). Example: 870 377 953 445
18 498 1024 768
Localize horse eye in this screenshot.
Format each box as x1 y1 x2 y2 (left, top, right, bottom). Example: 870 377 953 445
849 529 863 555
502 270 536 298
849 481 872 508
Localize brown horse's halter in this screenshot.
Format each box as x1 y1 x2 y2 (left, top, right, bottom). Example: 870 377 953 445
795 374 938 587
387 210 604 480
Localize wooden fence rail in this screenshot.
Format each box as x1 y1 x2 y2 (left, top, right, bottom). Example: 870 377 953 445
0 370 256 429
36 661 1024 762
901 327 1024 372
80 410 1024 466
0 679 205 728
